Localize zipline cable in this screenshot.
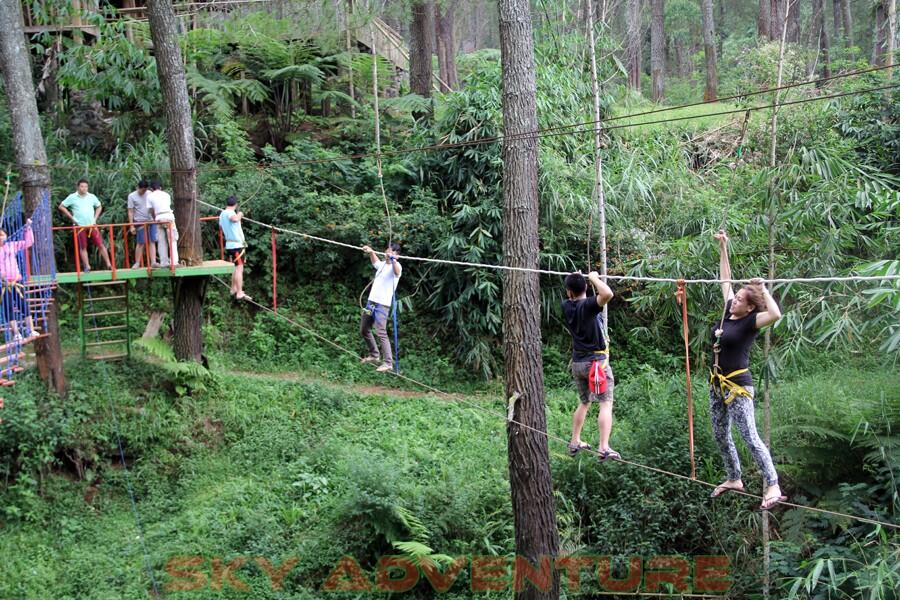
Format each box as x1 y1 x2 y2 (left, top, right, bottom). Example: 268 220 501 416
198 196 900 285
21 78 900 175
215 277 900 532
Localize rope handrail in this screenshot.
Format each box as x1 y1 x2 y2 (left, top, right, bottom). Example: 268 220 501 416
212 276 900 532
198 199 900 286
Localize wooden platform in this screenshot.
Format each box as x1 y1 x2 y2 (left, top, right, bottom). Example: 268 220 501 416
56 260 234 285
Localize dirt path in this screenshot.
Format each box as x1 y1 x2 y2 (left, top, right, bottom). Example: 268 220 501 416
229 369 447 399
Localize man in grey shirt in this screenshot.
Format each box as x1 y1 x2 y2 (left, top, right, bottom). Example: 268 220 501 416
127 180 157 268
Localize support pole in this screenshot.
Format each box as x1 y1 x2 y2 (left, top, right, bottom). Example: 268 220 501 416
762 3 791 598
586 0 609 339
676 280 696 480
271 227 278 312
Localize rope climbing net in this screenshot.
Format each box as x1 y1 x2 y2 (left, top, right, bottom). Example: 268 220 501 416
0 191 57 389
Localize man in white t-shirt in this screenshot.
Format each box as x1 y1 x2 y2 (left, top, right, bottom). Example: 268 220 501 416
360 242 401 373
127 180 157 268
147 180 178 267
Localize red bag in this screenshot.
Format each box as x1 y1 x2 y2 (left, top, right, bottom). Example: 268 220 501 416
589 360 608 394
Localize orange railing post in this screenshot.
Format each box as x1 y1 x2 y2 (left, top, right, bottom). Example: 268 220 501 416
72 229 81 280
123 225 130 269
218 226 224 261
108 225 116 280
145 224 152 275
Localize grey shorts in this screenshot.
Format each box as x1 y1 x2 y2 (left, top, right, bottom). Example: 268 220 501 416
572 361 614 404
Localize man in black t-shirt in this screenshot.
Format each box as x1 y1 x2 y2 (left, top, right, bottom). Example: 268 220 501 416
562 271 619 461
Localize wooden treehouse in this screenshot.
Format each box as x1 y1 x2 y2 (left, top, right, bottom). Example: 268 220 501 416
20 0 415 79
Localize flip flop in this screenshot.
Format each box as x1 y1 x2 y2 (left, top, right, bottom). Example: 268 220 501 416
710 483 745 498
567 442 592 457
759 494 787 511
597 448 621 462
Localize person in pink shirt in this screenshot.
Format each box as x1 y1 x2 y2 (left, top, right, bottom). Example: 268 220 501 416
0 219 39 342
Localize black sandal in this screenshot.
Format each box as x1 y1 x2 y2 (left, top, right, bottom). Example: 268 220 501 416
567 442 592 457
598 448 621 462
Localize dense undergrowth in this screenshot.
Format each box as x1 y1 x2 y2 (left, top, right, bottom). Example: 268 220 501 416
0 341 896 598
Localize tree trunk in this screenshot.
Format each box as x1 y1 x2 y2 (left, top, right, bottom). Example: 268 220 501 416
808 0 831 78
701 0 718 101
786 0 801 42
840 0 853 47
650 0 665 102
820 5 831 78
147 0 203 362
770 0 786 42
758 0 771 39
716 0 725 54
409 0 434 105
626 0 641 92
0 0 66 396
498 0 560 598
881 0 896 73
832 0 842 41
435 0 459 91
873 2 886 64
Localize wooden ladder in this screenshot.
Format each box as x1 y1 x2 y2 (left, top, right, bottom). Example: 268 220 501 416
78 280 131 361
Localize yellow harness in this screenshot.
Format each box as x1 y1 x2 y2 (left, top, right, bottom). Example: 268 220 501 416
709 368 752 405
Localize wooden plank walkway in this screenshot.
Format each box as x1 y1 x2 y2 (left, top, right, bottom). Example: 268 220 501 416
56 260 234 285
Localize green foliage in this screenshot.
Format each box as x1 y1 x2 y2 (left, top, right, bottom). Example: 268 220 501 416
135 337 216 397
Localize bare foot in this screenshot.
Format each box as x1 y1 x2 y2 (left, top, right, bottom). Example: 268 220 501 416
711 479 744 498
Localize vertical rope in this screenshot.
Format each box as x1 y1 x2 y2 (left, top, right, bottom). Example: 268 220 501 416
370 26 393 244
391 286 400 373
675 280 696 480
762 3 792 597
586 0 609 341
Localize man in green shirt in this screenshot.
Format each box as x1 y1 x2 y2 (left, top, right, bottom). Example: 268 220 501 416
58 179 112 272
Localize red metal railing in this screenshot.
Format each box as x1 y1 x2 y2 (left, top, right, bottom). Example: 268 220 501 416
199 216 225 261
53 221 176 281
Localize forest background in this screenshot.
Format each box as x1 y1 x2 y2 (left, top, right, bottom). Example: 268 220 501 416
0 0 898 598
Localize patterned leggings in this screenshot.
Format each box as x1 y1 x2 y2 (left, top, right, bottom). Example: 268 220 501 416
709 386 779 486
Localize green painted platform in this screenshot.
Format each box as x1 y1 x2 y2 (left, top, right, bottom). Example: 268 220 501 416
56 260 234 285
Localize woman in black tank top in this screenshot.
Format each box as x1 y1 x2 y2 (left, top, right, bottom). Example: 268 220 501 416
709 231 785 510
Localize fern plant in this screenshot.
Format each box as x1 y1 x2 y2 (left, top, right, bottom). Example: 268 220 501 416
134 338 215 397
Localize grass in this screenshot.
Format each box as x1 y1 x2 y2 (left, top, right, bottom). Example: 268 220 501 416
1 345 895 598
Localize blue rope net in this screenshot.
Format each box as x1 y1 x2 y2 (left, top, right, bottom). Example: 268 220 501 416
1 192 57 384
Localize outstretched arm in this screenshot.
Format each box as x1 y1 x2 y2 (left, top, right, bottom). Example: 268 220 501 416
752 278 782 329
361 245 379 266
714 230 734 303
587 271 614 308
9 220 34 251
